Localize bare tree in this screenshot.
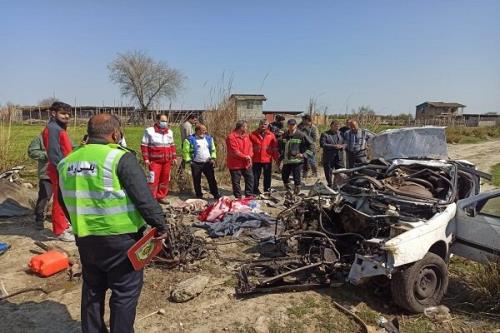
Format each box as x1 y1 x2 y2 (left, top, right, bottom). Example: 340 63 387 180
38 97 59 108
108 50 184 115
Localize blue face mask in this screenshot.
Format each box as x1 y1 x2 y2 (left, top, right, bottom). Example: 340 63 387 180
159 121 167 128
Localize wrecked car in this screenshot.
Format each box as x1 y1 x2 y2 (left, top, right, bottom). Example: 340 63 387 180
236 127 500 313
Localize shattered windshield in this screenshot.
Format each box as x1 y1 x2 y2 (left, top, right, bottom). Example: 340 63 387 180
370 126 448 161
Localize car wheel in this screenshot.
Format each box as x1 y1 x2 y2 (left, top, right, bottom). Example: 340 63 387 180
390 253 449 313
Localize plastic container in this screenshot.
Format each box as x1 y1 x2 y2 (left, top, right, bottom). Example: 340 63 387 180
29 250 69 277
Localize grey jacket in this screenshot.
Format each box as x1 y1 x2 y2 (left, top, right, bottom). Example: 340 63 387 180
298 123 318 150
27 135 50 180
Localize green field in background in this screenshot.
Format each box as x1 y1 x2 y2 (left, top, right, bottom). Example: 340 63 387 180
3 123 500 182
491 163 500 187
2 124 182 181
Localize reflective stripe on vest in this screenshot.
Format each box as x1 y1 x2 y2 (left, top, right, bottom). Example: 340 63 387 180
58 144 145 237
66 204 137 215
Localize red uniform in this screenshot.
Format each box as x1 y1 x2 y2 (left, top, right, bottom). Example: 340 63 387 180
226 131 253 170
249 129 279 163
141 124 176 199
42 119 73 235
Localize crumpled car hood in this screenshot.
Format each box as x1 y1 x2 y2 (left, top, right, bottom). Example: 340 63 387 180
370 126 448 161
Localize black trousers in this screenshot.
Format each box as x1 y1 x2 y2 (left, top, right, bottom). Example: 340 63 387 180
282 163 302 186
191 161 220 198
229 168 254 198
323 156 343 187
34 179 52 222
252 162 272 194
77 233 144 333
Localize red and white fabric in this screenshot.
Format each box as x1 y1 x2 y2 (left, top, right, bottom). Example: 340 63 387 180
198 196 256 222
141 124 176 200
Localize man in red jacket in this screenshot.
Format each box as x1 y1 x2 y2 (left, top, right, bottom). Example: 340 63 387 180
42 101 74 242
226 120 254 198
250 119 279 194
141 114 177 203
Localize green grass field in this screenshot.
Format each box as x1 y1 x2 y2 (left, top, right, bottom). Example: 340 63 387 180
491 163 500 187
3 123 500 182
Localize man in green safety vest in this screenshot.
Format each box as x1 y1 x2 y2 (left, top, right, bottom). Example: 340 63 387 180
58 114 167 333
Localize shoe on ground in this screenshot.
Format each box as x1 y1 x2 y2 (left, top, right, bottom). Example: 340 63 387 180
34 220 45 230
57 229 75 242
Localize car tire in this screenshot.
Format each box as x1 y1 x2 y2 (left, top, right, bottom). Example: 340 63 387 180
390 253 449 313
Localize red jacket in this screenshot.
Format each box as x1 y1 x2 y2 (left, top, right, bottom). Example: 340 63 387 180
141 124 176 163
226 130 253 170
42 119 73 178
249 129 279 163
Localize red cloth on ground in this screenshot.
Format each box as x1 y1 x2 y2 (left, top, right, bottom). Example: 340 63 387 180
198 196 253 222
226 131 253 170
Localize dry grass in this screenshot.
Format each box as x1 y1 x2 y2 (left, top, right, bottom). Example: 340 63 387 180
202 75 237 170
446 126 500 144
468 260 500 312
0 105 22 172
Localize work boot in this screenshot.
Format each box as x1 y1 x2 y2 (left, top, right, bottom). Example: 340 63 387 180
57 228 75 242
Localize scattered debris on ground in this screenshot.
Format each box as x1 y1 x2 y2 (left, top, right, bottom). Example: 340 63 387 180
170 275 210 303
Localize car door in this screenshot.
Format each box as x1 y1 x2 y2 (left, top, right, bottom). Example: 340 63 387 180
450 190 500 263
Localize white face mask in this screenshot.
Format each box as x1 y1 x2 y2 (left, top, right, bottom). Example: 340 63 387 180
159 121 168 128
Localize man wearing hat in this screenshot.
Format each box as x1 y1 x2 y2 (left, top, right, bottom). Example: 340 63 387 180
278 119 313 194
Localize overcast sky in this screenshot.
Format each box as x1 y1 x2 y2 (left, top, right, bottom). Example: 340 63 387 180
1 0 499 114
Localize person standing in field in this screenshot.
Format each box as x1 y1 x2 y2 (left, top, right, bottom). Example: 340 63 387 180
279 119 313 194
268 114 285 140
181 114 198 145
344 119 374 168
58 114 168 333
183 124 220 199
339 119 352 136
42 101 74 242
226 120 254 198
250 119 279 194
320 120 345 188
140 114 177 204
28 134 51 230
297 114 318 178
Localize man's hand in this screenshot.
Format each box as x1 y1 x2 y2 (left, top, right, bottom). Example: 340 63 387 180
245 155 252 162
153 230 169 241
296 153 303 159
144 160 151 166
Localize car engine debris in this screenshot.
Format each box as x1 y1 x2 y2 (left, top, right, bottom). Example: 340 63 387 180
235 156 487 297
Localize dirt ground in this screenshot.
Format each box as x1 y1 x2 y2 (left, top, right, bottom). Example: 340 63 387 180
1 140 500 333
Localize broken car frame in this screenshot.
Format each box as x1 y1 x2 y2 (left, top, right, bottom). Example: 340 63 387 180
236 127 500 313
